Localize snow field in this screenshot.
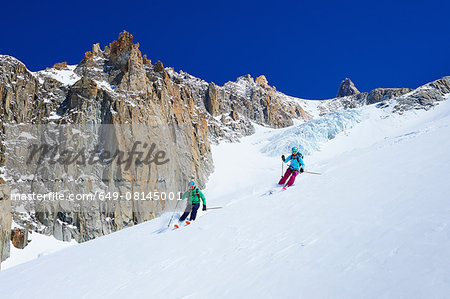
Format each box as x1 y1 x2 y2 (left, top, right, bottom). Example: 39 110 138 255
1 99 449 298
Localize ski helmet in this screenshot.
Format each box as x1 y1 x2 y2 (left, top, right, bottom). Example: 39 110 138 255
188 181 196 189
292 146 299 153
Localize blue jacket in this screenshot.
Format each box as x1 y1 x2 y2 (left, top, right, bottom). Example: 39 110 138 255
284 153 305 171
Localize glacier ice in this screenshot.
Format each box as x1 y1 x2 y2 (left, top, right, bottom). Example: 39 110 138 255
261 109 362 156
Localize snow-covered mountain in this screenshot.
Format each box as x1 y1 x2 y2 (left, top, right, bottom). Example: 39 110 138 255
1 30 450 283
1 92 449 298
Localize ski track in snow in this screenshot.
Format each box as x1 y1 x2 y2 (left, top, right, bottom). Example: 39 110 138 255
1 99 450 298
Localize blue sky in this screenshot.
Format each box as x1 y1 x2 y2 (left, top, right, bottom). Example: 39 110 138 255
1 0 449 99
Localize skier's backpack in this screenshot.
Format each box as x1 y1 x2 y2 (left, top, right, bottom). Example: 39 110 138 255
194 187 200 201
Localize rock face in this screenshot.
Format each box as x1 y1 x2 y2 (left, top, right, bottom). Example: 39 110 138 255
255 75 269 86
366 88 413 105
11 227 28 249
392 77 450 112
1 33 215 242
205 82 219 116
168 72 311 139
52 62 67 70
337 78 360 97
0 31 307 245
0 185 11 267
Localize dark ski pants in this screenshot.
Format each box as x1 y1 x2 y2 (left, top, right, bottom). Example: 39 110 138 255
179 203 200 221
279 168 299 187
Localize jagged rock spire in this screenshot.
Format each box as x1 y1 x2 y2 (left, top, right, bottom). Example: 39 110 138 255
110 31 136 61
337 78 360 97
255 75 268 86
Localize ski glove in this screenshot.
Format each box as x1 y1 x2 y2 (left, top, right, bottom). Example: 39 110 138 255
300 168 304 173
281 155 285 162
202 205 207 211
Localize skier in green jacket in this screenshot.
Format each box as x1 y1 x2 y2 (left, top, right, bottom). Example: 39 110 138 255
179 181 206 222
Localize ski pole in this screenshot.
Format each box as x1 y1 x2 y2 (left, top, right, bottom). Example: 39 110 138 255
168 199 181 227
304 170 321 175
281 161 284 179
206 207 223 210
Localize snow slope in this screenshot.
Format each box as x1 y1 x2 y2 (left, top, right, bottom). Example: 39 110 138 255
1 224 77 270
1 99 449 298
34 65 80 85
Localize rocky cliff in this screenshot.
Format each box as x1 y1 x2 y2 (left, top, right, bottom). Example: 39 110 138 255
0 184 11 268
165 70 311 142
0 44 210 241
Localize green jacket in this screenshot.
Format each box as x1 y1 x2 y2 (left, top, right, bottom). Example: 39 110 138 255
181 187 206 205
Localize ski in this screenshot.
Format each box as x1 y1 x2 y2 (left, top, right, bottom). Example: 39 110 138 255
262 189 278 196
262 185 289 196
173 220 190 229
281 183 292 191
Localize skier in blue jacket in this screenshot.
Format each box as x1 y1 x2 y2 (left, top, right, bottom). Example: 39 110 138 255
279 146 305 187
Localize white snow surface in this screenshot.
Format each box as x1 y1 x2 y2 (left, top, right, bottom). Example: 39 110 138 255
35 65 80 85
1 99 450 298
1 226 77 270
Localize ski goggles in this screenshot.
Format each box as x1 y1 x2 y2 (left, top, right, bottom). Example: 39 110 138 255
292 150 298 154
189 186 195 190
